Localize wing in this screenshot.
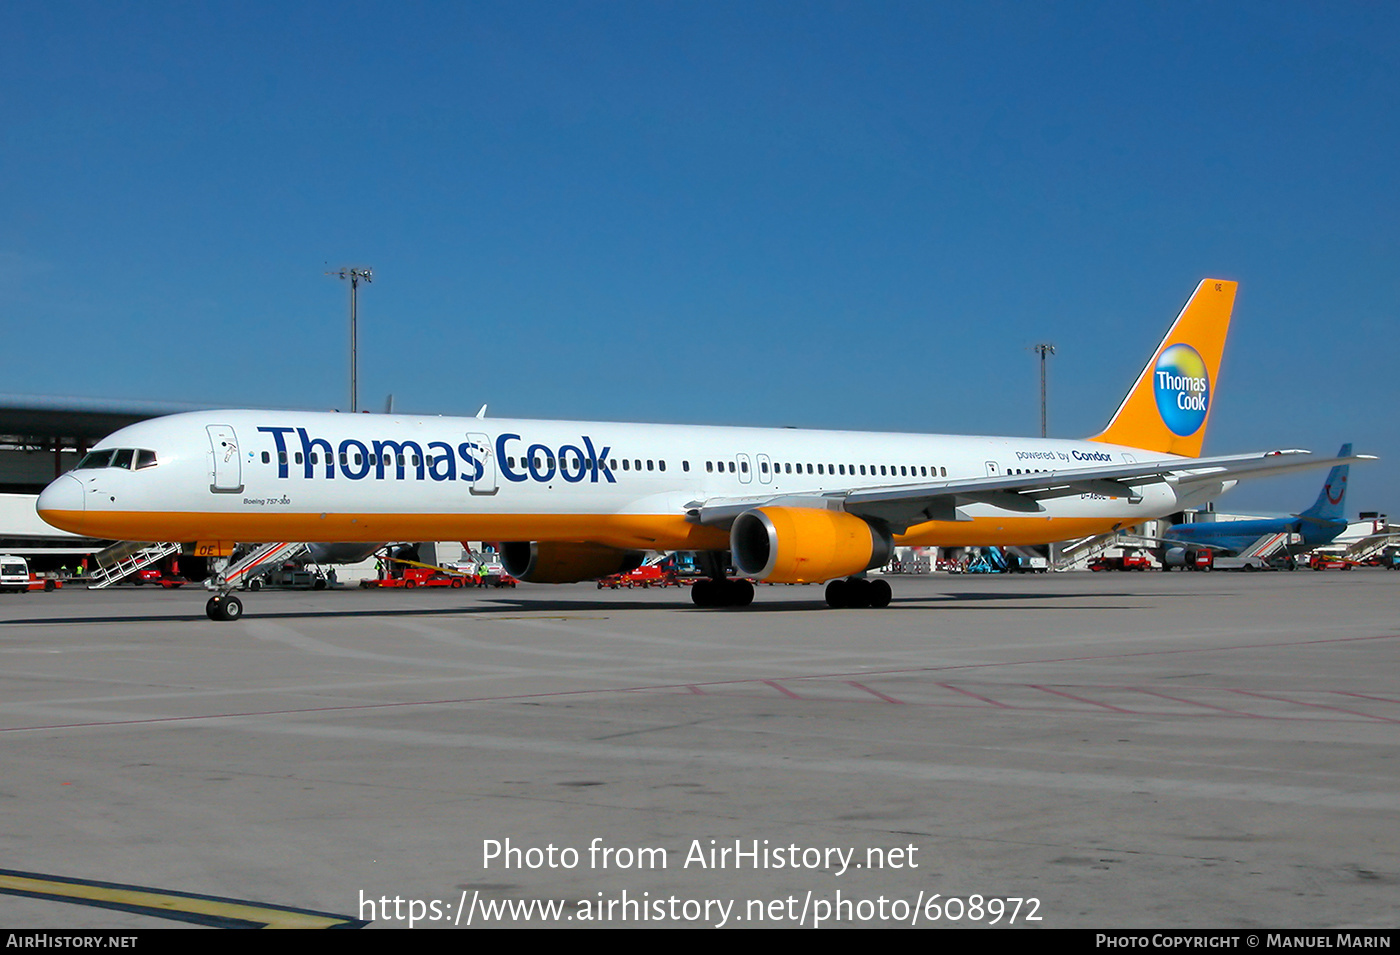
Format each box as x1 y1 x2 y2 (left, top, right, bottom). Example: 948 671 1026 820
686 450 1377 533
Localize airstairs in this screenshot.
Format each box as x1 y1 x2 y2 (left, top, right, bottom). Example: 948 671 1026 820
965 547 1008 574
206 542 310 591
1054 532 1127 571
86 541 183 590
1344 533 1398 564
1239 531 1302 560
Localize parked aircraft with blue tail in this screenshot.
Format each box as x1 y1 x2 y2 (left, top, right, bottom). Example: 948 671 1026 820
1159 444 1354 569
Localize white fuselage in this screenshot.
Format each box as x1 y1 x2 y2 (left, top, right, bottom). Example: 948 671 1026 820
36 410 1223 551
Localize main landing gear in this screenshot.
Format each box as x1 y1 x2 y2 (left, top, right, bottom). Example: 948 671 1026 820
824 576 892 609
690 577 755 607
689 552 756 608
689 574 893 609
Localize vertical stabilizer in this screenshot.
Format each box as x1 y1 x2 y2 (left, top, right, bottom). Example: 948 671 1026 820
1300 444 1353 522
1089 279 1237 457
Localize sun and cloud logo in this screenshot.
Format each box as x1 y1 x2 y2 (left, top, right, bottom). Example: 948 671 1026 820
1153 343 1210 436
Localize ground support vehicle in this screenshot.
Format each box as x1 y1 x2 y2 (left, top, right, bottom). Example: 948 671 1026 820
597 564 685 589
363 566 472 589
1219 557 1265 571
1 555 32 593
1090 551 1153 571
1204 555 1269 571
1310 553 1357 571
1360 548 1400 570
1 556 61 593
134 568 189 588
247 566 331 590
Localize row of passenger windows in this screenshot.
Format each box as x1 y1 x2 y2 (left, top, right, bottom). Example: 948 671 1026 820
76 448 159 470
513 456 667 473
258 449 949 480
705 460 949 478
257 451 670 471
263 450 434 467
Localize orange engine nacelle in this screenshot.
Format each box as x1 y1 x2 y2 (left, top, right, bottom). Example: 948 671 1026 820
730 507 893 584
501 541 646 583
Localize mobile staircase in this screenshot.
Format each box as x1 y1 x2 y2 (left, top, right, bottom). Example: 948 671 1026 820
208 542 311 592
86 541 183 590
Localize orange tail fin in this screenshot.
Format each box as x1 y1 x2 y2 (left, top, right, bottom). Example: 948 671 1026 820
1089 279 1237 457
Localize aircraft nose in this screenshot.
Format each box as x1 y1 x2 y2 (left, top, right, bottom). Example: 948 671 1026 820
36 474 85 524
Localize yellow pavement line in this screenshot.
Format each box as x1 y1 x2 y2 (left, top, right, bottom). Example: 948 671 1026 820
0 869 366 928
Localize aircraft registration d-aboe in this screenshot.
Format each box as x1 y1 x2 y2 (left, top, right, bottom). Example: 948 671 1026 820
37 280 1368 620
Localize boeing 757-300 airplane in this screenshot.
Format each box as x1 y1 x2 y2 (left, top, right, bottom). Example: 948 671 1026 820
36 279 1371 619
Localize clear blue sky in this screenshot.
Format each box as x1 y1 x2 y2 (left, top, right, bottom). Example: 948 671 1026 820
3 1 1396 517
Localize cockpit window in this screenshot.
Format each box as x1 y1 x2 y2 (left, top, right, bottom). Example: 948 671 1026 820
73 448 158 471
76 449 115 470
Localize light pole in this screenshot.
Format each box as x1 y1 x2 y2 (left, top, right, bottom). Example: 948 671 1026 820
1033 342 1055 438
331 267 373 412
1033 341 1056 568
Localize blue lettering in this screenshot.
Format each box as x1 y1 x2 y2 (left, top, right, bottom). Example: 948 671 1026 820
583 436 615 484
372 439 425 480
457 442 486 483
339 439 371 480
428 441 456 481
299 428 334 479
559 444 586 484
265 427 619 486
257 427 295 479
497 433 527 483
527 443 556 482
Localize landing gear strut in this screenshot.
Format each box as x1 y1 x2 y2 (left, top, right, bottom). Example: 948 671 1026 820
690 552 755 608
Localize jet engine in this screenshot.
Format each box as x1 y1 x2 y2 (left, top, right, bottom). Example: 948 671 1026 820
501 541 646 583
730 507 893 584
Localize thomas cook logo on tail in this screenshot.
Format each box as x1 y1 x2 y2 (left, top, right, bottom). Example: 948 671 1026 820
1153 343 1210 436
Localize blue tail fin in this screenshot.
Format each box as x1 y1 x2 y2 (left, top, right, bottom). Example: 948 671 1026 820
1299 444 1352 522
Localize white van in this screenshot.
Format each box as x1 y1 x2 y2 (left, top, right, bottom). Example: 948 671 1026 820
1 555 31 593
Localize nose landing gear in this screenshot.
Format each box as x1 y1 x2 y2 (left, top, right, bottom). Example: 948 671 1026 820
201 542 307 621
206 594 244 621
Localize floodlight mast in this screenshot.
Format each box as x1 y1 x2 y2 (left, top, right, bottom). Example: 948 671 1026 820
1033 342 1055 438
330 267 373 413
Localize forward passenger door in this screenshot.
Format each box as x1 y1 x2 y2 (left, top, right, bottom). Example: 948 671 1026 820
206 425 243 493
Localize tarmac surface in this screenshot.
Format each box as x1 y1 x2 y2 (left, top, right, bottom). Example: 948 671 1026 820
0 570 1396 929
